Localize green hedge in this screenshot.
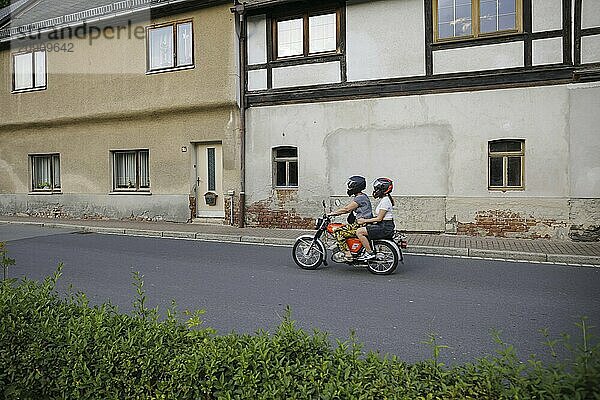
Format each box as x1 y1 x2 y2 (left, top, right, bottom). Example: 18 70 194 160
1 265 598 399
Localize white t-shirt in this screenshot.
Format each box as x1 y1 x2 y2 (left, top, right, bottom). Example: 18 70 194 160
375 196 394 220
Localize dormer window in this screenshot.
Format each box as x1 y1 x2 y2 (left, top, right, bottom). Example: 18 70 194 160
12 50 46 93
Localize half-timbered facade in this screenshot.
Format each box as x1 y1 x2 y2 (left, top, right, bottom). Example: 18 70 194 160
238 0 600 239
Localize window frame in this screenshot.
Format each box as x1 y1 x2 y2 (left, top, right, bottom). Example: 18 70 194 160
272 146 298 189
272 8 341 60
12 50 47 93
433 0 523 43
29 153 61 193
111 149 151 193
488 139 525 191
146 19 195 74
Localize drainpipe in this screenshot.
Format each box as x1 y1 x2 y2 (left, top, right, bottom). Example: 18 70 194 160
233 0 246 228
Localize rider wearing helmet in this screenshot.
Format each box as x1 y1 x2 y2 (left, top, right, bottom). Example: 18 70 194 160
328 176 373 261
356 178 396 260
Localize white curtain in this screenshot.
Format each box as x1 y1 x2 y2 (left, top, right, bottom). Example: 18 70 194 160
34 51 46 88
177 22 193 66
52 155 61 189
277 19 303 57
33 156 51 189
14 53 33 90
115 152 136 188
309 14 336 53
149 26 174 70
139 151 149 188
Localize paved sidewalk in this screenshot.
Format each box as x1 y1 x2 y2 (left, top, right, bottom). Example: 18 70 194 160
1 216 599 266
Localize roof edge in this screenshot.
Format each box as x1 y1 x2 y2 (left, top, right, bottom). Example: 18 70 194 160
0 0 230 42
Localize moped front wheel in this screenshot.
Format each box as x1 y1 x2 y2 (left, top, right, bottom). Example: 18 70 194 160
366 240 399 275
292 235 325 270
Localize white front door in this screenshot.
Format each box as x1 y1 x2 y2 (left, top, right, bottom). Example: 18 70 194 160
195 143 224 218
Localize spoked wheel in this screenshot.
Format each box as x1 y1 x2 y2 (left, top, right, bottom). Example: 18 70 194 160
366 240 399 275
292 235 325 270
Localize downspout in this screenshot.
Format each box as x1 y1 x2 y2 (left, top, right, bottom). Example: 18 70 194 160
233 0 246 227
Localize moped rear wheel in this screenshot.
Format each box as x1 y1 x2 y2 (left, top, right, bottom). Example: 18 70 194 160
366 240 398 275
292 235 325 270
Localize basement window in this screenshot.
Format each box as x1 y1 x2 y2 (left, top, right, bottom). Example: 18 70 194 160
488 139 524 191
273 147 298 188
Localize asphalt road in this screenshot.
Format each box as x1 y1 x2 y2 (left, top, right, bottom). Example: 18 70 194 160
1 223 599 365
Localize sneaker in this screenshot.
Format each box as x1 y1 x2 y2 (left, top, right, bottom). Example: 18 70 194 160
358 252 376 261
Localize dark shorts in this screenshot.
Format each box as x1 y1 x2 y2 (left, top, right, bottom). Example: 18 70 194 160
366 220 395 240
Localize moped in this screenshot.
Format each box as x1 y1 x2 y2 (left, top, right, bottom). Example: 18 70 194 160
292 201 407 275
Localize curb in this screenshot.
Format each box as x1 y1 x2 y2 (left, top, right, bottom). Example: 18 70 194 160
2 220 599 266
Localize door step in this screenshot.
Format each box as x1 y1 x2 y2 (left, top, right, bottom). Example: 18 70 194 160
192 217 225 225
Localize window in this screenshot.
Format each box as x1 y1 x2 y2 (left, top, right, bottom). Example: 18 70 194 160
30 154 60 192
274 10 339 59
112 150 150 191
13 51 46 92
488 139 524 190
434 0 521 41
273 147 298 188
147 20 193 72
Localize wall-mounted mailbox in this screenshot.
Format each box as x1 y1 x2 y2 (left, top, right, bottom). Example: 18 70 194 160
204 191 218 206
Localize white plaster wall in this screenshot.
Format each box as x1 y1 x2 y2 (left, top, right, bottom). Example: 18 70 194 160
346 0 426 81
433 42 524 74
247 14 267 65
581 0 600 29
248 69 267 91
532 37 563 65
272 61 341 88
568 83 600 197
532 0 563 32
581 34 600 64
246 85 571 201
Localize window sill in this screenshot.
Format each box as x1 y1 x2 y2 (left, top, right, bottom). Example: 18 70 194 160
12 86 47 94
488 187 525 192
28 190 62 195
110 191 152 195
146 65 195 75
273 187 298 190
432 30 522 46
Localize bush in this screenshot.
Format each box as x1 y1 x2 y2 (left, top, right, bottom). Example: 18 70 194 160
0 263 598 399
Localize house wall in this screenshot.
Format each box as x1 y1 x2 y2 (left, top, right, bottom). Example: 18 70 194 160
0 4 241 222
245 83 600 238
246 0 569 92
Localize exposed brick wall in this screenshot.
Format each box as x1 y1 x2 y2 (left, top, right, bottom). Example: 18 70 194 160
246 190 314 229
224 196 240 226
457 210 568 239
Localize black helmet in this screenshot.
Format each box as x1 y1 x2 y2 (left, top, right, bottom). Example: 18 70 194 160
346 175 366 196
372 177 393 198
